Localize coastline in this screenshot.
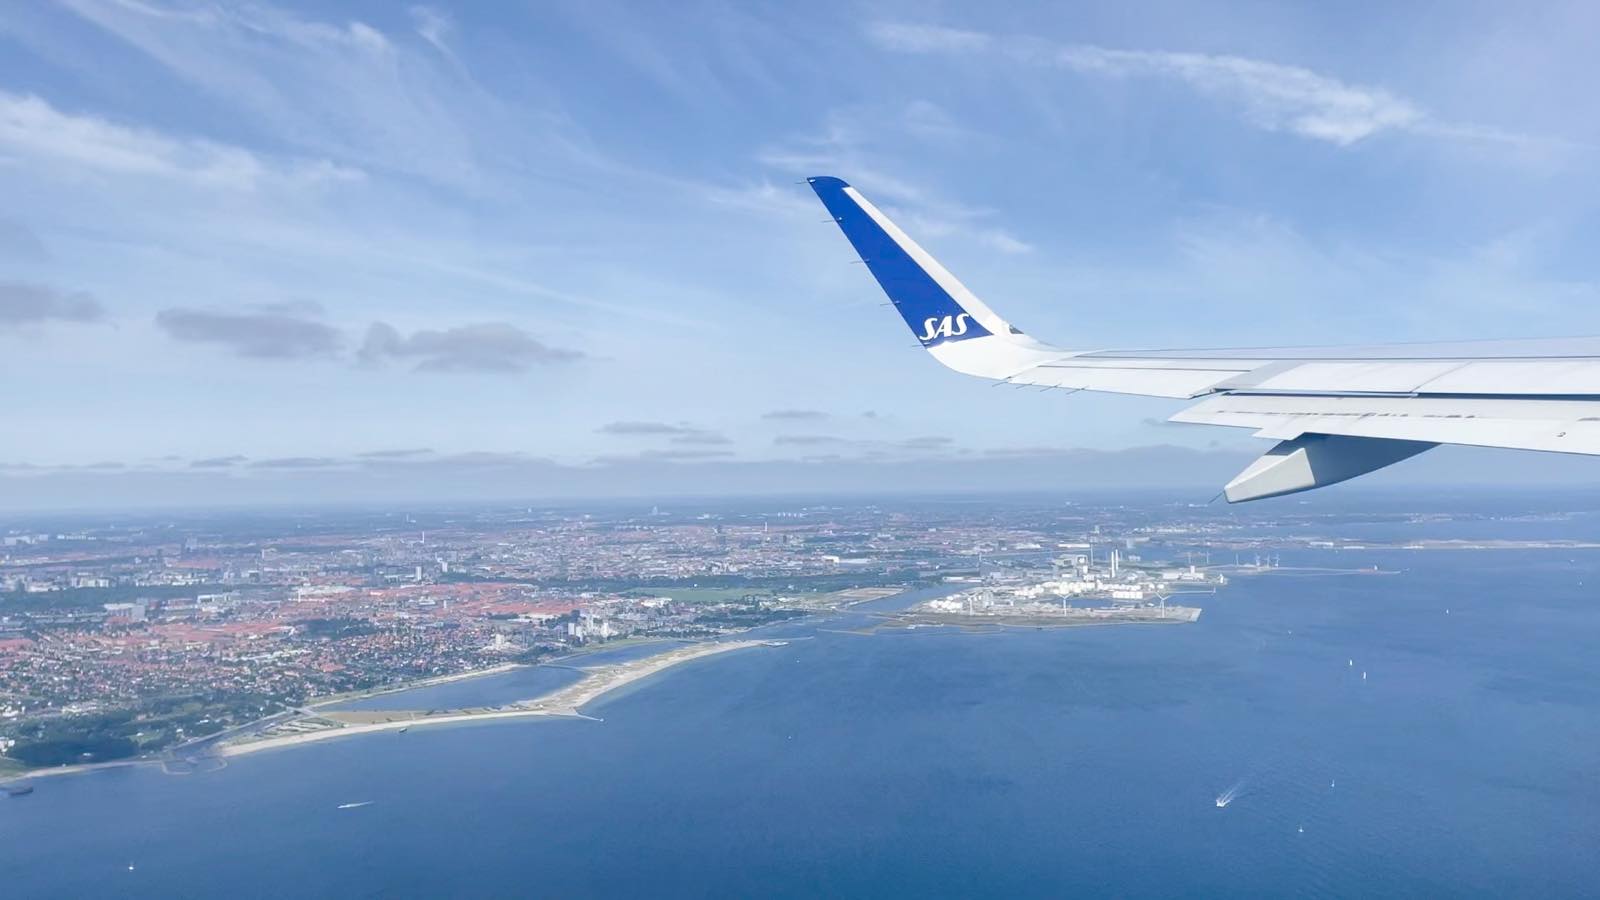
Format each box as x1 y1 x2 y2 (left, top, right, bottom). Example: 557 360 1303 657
215 640 764 758
1 589 915 781
298 635 682 713
1 640 763 781
215 706 573 758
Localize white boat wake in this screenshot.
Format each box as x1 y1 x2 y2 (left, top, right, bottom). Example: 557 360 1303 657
1215 780 1246 808
336 801 373 810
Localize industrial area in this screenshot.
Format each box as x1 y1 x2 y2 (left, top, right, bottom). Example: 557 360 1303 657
907 547 1223 627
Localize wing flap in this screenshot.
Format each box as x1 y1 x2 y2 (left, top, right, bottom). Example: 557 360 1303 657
1413 360 1600 395
1227 360 1470 394
1173 394 1600 455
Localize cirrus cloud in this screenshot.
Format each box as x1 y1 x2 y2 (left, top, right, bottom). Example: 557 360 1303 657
0 89 362 190
865 22 1563 151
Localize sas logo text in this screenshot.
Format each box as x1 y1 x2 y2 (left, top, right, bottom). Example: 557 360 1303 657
918 314 974 344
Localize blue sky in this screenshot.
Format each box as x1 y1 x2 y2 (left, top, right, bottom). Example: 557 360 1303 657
3 1 1600 505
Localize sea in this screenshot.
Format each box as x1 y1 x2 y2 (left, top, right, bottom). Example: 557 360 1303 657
5 508 1600 897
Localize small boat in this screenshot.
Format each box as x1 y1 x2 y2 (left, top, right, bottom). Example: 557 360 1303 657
4 783 34 797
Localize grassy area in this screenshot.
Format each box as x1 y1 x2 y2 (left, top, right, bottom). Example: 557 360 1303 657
621 587 779 605
556 636 673 659
0 756 29 778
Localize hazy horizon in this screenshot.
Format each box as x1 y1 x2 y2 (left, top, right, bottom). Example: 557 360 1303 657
4 442 1600 514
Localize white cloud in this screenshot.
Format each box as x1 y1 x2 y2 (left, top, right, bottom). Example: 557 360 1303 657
978 230 1035 255
900 99 970 142
895 209 1034 255
1073 207 1600 342
865 22 992 54
866 22 1562 150
703 180 818 218
0 90 361 189
1053 46 1421 146
54 0 505 186
409 5 454 56
759 123 1033 254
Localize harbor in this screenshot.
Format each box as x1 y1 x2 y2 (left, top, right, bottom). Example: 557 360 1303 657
895 547 1221 628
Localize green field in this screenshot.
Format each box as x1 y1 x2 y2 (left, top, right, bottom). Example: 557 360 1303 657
621 587 781 605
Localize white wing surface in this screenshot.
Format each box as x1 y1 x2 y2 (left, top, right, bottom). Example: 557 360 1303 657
806 176 1600 501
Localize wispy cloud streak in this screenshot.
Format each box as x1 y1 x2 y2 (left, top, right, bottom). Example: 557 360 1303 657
866 22 1568 151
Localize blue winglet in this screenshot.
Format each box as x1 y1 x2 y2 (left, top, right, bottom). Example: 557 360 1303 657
807 176 993 347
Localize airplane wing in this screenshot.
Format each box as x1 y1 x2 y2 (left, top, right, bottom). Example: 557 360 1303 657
806 175 1600 501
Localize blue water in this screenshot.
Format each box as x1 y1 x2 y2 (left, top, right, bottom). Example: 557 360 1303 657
328 665 584 712
5 549 1599 897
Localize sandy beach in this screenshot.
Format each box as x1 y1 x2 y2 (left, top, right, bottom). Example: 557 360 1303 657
216 640 763 758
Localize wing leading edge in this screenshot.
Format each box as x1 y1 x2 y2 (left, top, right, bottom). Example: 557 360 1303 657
806 175 1600 501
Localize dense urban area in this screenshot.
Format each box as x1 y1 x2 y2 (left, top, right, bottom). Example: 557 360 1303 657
0 495 1512 772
